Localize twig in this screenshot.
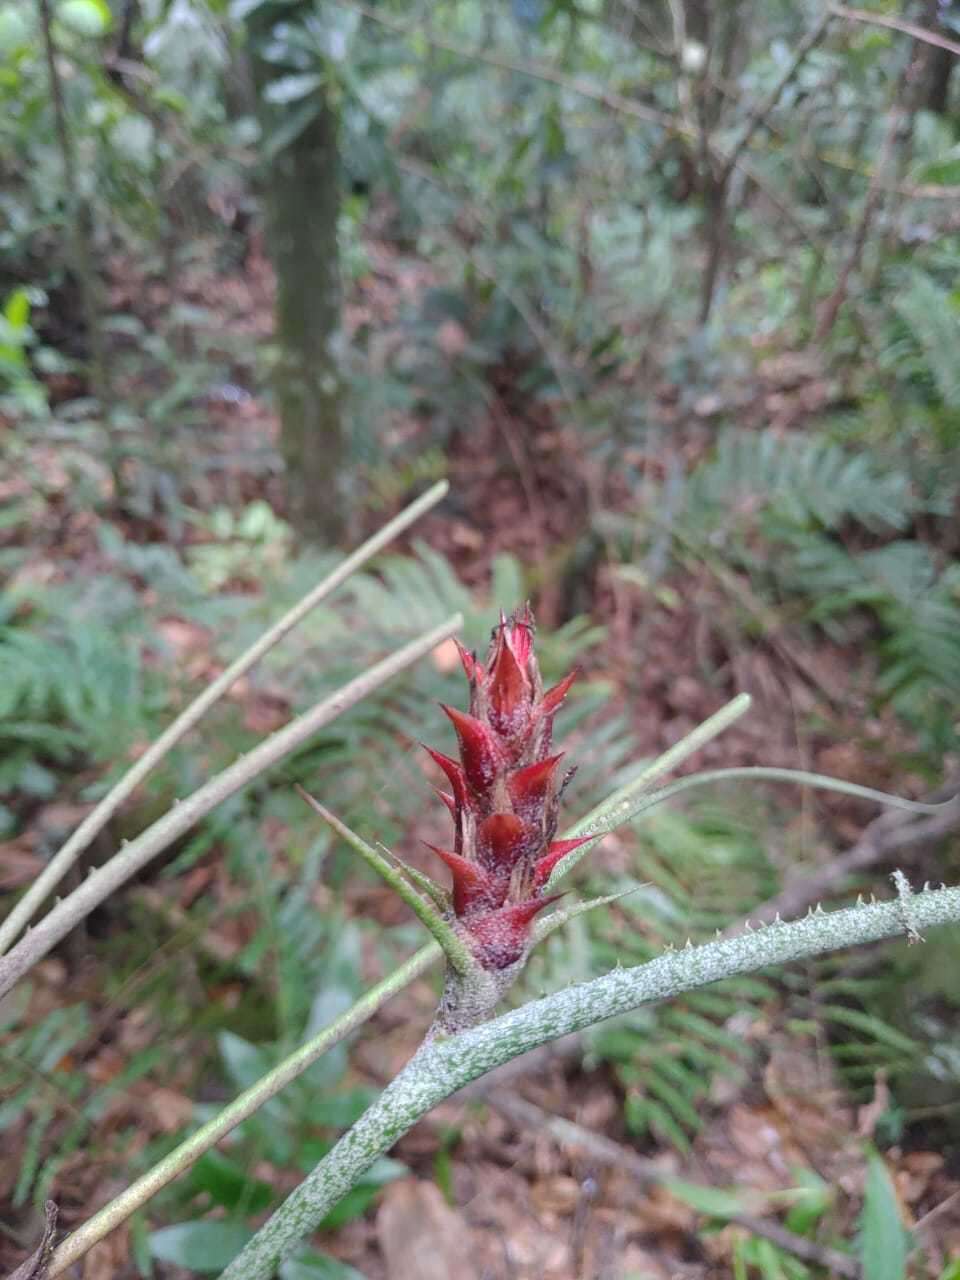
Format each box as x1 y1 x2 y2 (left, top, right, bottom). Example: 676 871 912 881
699 9 833 322
723 783 960 935
0 481 449 957
721 10 834 183
913 1188 960 1241
0 615 463 1000
830 4 960 58
9 1201 59 1280
338 0 686 134
45 946 438 1278
815 43 911 339
220 883 960 1280
488 1094 861 1279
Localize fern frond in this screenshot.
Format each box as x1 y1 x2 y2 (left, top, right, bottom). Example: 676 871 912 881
889 271 960 410
684 429 917 536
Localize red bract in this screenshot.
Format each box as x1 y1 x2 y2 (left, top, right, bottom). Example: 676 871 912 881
424 607 581 970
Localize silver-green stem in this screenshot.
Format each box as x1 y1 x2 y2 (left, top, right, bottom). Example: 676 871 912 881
21 693 757 1270
33 689 952 1271
0 616 462 1000
550 761 953 889
221 882 960 1280
46 945 437 1278
621 766 951 824
0 481 449 958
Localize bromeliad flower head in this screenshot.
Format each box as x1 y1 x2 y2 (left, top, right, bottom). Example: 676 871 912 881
424 607 588 972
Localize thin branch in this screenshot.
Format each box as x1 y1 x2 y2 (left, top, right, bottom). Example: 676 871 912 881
721 10 834 181
490 1094 860 1278
618 766 952 825
0 615 463 1000
0 482 450 957
548 693 753 885
46 945 438 1278
220 883 960 1280
830 4 960 58
816 50 909 338
549 765 952 892
723 783 960 934
9 1201 58 1280
389 8 956 205
913 1188 960 1242
337 0 686 133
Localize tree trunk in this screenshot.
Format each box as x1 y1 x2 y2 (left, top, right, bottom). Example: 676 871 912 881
250 8 345 544
918 0 954 117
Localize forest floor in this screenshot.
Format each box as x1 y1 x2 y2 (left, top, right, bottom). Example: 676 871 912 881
2 234 960 1280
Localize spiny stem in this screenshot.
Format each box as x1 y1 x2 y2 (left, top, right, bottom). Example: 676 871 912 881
0 480 450 957
220 883 960 1280
31 694 751 1270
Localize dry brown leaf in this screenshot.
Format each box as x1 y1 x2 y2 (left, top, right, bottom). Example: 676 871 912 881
150 1087 195 1134
81 1223 129 1280
0 839 42 889
377 1179 478 1280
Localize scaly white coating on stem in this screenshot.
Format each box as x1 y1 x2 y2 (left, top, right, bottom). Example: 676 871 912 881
221 883 960 1280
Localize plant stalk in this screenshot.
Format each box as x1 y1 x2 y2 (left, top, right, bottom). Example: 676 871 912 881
19 689 756 1270
221 882 960 1279
0 481 449 958
0 615 462 1000
45 944 438 1278
37 691 956 1271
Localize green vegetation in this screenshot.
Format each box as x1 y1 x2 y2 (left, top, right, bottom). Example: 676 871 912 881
2 0 960 1276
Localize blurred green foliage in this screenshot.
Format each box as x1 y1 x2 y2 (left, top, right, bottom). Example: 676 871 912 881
2 0 959 1271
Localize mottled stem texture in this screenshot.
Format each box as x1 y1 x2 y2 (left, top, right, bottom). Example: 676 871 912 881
221 882 960 1280
42 695 757 1274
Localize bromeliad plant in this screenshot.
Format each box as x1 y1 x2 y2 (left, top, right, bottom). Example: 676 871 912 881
221 610 960 1280
297 606 611 1035
423 607 588 1027
6 487 960 1280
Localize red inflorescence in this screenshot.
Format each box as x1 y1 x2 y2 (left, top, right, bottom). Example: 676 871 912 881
423 607 588 970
